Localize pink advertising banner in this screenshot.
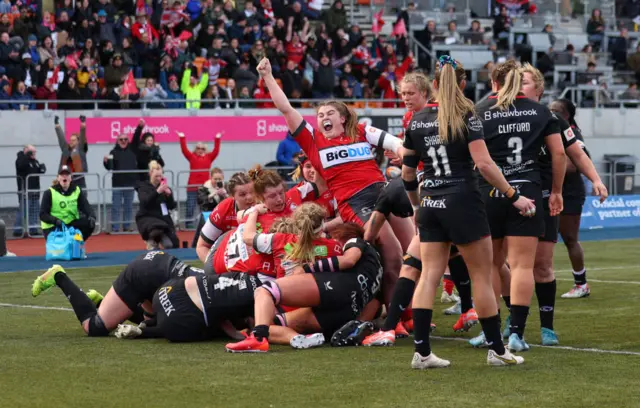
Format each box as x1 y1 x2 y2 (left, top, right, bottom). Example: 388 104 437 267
64 115 317 144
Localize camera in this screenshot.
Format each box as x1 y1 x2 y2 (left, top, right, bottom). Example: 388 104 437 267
26 150 34 158
216 181 224 188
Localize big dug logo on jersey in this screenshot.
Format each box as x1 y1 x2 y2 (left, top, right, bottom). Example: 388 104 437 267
319 142 374 168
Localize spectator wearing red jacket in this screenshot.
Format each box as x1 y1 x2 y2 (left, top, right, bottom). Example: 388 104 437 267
178 131 222 228
377 53 414 107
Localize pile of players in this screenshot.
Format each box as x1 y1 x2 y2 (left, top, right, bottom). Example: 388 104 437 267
31 56 607 370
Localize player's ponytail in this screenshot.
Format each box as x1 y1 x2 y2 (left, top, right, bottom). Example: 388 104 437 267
286 203 326 264
491 60 521 111
270 217 297 234
435 56 475 143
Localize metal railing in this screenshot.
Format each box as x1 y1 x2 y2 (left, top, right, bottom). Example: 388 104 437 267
558 85 640 108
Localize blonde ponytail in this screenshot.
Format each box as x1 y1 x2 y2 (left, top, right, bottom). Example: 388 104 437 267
435 58 475 143
286 203 326 264
493 69 523 111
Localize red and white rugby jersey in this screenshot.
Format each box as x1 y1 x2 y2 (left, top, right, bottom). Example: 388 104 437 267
292 121 400 205
285 181 318 211
201 197 238 245
253 232 343 278
285 181 337 219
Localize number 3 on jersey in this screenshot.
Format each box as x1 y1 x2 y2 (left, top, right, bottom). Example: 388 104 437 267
507 136 523 165
427 145 451 177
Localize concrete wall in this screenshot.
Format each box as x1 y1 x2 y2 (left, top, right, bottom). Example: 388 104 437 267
1 107 639 209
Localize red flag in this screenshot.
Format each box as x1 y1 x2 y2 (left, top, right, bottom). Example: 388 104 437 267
392 18 407 37
372 10 385 35
121 71 139 97
47 65 60 87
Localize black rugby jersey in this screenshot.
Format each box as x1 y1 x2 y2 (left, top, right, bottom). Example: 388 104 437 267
403 104 484 196
539 115 578 191
563 124 588 197
476 95 561 185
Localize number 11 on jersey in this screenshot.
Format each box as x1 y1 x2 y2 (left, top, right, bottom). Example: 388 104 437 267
427 145 452 177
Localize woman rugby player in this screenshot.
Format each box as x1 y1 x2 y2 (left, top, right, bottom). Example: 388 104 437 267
286 152 340 225
196 172 255 262
362 73 478 347
521 67 608 344
255 57 405 308
550 99 603 299
475 60 566 352
226 221 384 352
210 166 293 280
402 56 533 368
31 251 204 336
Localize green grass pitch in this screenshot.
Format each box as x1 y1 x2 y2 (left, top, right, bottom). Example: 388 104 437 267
1 240 640 408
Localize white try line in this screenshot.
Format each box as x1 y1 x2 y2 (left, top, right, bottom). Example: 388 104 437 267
0 302 73 311
430 336 640 357
1 302 639 356
555 265 640 273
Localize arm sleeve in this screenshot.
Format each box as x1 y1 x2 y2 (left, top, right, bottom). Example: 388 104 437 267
165 192 177 210
362 124 402 152
131 124 143 151
290 120 316 158
179 137 193 161
181 69 191 93
343 237 367 253
542 112 562 139
252 233 275 254
402 127 415 150
465 114 485 143
208 138 221 162
558 118 578 149
55 125 69 153
80 125 88 153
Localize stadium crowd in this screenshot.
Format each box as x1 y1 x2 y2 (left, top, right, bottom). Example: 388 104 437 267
0 0 424 110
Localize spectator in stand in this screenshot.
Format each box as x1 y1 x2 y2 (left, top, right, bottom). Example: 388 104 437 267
140 77 168 108
12 80 34 110
135 160 179 250
35 79 57 109
542 24 556 48
55 115 89 188
14 144 46 237
444 21 461 44
159 70 185 108
620 82 639 100
324 0 348 34
307 51 352 99
218 78 237 108
377 52 414 107
493 5 511 50
177 130 222 228
102 132 138 235
610 28 630 70
0 77 10 110
233 57 258 92
281 59 303 97
627 45 640 84
587 8 605 51
37 35 57 64
81 76 105 109
40 165 96 242
181 63 208 109
192 167 228 247
276 131 301 168
104 53 128 92
132 119 165 181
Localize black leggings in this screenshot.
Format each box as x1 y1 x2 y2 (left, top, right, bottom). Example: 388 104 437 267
43 218 95 242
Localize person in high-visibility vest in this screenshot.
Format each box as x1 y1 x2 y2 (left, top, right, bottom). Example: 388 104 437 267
40 165 96 241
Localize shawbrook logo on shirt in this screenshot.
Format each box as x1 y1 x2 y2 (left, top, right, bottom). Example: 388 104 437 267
319 142 373 168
